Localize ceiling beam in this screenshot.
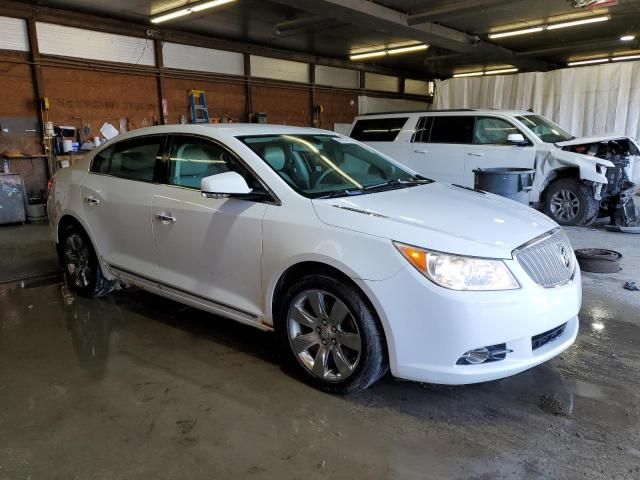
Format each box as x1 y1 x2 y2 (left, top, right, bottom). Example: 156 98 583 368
267 0 551 71
408 0 507 25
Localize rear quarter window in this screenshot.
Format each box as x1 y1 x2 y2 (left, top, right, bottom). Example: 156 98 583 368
350 117 409 142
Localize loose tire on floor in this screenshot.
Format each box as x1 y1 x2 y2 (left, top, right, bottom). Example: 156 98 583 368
277 274 388 394
60 224 116 298
543 178 600 226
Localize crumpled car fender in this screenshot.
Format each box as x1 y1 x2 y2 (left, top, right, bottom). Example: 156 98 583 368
532 149 613 201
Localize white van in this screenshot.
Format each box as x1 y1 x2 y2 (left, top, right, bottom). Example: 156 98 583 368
349 110 640 226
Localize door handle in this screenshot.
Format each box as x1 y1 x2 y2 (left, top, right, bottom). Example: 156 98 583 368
467 152 485 157
85 196 100 205
155 212 176 223
413 149 429 154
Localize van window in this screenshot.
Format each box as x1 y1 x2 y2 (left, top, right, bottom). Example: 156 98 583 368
350 117 408 142
109 137 164 182
473 117 523 145
428 116 474 144
412 116 433 143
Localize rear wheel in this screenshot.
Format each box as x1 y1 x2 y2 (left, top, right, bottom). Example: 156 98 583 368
278 274 388 394
543 178 599 226
60 225 115 298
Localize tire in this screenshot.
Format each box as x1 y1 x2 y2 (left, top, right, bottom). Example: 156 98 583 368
543 178 600 226
277 274 388 394
59 224 116 298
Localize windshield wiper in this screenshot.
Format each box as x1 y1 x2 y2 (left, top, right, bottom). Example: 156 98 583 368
363 178 432 191
316 188 365 199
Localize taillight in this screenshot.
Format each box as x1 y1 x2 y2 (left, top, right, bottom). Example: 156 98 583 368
47 177 55 195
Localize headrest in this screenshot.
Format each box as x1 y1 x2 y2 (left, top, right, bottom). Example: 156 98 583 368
263 146 286 171
121 151 154 171
179 146 214 176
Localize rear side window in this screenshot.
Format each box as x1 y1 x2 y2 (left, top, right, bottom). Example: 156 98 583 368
350 117 408 142
428 116 474 144
109 137 164 182
91 147 114 173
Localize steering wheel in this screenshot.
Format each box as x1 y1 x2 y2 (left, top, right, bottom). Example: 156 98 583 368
314 169 344 188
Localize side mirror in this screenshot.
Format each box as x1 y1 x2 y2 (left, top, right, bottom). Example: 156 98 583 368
507 133 528 145
201 171 252 199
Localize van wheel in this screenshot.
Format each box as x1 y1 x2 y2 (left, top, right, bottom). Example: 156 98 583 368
60 225 116 298
278 274 388 394
543 179 599 226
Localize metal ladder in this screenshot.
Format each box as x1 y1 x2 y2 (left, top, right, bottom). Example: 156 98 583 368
188 90 210 124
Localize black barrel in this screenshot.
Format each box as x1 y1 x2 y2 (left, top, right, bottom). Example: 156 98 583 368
473 168 534 205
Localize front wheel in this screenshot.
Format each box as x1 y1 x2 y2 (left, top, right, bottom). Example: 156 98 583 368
278 274 388 394
543 178 600 226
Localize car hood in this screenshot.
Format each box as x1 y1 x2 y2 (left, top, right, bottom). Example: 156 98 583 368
555 135 635 147
312 183 557 259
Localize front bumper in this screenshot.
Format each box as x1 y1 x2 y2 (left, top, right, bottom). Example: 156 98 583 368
360 260 581 385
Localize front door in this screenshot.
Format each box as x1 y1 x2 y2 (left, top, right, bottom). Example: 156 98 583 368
462 116 536 188
151 135 267 324
81 135 166 279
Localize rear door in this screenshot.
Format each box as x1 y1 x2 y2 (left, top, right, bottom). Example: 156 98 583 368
151 135 268 323
81 135 165 280
410 115 474 184
462 116 536 187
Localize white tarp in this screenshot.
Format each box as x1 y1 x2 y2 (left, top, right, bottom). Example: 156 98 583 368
434 61 640 141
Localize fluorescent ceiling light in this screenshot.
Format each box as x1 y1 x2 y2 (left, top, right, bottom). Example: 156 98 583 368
151 0 236 24
350 50 387 60
190 0 236 11
485 68 519 75
620 35 636 41
150 9 191 23
489 27 544 39
453 67 518 78
612 54 640 61
567 58 609 66
387 44 429 55
350 43 428 61
547 15 610 30
453 71 485 78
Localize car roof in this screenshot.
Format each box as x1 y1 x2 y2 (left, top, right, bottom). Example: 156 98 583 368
356 109 535 118
100 123 338 145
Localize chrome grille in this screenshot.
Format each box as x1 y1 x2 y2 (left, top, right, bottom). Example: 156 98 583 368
514 229 576 288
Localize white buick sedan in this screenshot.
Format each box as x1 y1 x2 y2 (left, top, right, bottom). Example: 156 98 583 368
48 124 581 393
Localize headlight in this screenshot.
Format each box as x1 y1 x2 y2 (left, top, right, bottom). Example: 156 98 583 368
394 242 520 291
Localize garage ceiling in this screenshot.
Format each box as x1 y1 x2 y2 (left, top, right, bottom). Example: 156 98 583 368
26 0 640 77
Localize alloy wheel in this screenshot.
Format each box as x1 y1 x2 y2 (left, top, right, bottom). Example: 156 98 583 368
64 233 93 289
550 189 580 222
287 289 362 382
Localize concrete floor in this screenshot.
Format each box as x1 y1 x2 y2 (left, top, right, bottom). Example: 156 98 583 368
0 223 60 283
0 224 639 479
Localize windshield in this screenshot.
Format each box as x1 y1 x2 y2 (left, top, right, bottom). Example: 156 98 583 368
237 134 427 198
515 115 574 143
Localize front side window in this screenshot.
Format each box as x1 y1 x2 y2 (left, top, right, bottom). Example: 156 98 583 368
428 116 474 144
350 117 409 142
515 115 573 143
109 137 164 182
473 117 525 145
238 134 426 198
167 137 234 189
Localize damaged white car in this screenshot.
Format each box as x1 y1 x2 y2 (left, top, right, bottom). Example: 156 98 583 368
349 110 640 226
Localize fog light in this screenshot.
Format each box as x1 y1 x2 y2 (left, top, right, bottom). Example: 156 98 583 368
460 347 490 364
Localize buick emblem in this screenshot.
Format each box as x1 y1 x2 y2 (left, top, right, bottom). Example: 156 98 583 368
560 246 571 268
